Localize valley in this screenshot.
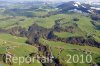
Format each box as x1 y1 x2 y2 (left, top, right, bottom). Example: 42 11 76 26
0 0 100 66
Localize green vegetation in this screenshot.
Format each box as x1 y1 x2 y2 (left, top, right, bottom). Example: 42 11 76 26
0 33 42 66
40 38 100 66
0 1 100 66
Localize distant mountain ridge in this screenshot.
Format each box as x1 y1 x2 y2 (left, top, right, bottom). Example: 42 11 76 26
57 1 100 14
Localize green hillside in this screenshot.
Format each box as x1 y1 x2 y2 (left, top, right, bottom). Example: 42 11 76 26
0 1 100 66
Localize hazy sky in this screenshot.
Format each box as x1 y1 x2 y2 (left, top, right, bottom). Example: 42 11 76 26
2 0 100 2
